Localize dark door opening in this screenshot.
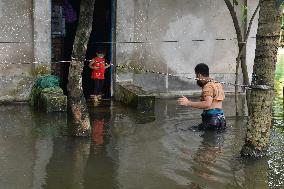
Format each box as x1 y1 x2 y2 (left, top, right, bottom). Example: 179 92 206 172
83 0 114 99
51 0 81 94
51 0 115 99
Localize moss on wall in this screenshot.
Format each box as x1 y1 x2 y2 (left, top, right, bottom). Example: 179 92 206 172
117 62 146 74
3 64 51 101
30 64 51 77
40 87 67 112
115 81 155 111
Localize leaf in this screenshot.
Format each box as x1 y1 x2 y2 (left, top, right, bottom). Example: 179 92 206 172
241 4 248 11
233 0 239 6
241 4 248 24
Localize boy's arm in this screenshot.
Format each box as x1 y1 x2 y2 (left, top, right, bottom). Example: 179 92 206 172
89 61 100 69
88 61 94 69
105 63 111 68
177 96 213 109
93 66 99 70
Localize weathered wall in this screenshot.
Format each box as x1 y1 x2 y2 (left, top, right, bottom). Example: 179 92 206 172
0 0 51 101
33 0 52 64
116 0 258 92
0 0 34 100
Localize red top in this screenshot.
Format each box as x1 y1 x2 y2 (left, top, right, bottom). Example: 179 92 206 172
91 57 106 79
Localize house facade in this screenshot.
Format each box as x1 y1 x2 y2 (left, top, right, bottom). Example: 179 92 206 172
0 0 258 101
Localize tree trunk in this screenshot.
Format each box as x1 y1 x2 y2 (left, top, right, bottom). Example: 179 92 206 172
224 0 260 116
241 0 281 157
67 0 96 136
241 0 249 86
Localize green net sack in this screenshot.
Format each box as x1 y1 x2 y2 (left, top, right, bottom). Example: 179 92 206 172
34 75 60 89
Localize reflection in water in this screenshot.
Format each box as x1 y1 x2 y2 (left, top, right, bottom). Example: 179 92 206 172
1 56 284 189
32 137 53 189
43 137 91 189
83 140 118 189
267 52 284 189
193 131 224 166
187 130 225 188
44 101 119 189
268 128 284 188
242 158 269 189
92 119 105 145
84 101 119 189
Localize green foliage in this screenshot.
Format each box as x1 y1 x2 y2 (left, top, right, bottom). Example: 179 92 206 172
30 64 50 77
117 63 145 74
129 62 144 74
42 87 64 95
276 0 284 10
41 88 67 112
29 87 42 107
273 55 284 127
280 13 284 47
240 4 248 24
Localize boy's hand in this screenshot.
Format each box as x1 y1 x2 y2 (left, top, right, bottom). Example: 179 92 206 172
177 96 191 106
105 63 113 68
106 62 113 66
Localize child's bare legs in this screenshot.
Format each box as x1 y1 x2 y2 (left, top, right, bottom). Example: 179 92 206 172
97 94 102 100
93 79 104 100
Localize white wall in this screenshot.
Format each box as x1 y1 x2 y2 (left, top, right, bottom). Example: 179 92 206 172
116 0 258 92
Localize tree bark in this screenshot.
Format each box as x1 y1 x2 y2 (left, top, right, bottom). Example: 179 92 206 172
67 0 96 136
241 0 281 157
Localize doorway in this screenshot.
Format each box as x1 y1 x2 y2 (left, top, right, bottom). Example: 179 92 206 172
51 0 116 99
83 0 115 99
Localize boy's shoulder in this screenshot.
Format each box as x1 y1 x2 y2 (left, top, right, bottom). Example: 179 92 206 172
204 81 223 89
202 81 225 100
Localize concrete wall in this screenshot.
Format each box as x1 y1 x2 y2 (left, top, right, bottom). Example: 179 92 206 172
0 0 34 99
33 0 52 64
116 0 258 93
0 0 51 101
246 0 258 82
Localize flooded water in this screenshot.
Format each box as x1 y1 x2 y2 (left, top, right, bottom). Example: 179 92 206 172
0 101 281 189
0 62 283 189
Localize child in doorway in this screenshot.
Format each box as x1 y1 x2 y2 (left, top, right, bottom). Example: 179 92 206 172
89 51 110 101
177 63 226 130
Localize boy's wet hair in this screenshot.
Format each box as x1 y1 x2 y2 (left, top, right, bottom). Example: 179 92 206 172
195 63 209 76
96 47 105 55
96 50 104 54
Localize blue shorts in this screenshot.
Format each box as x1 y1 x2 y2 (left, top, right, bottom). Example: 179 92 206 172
199 109 226 130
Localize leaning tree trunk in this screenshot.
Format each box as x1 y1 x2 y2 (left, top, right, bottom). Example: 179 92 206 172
67 0 95 136
241 0 281 157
